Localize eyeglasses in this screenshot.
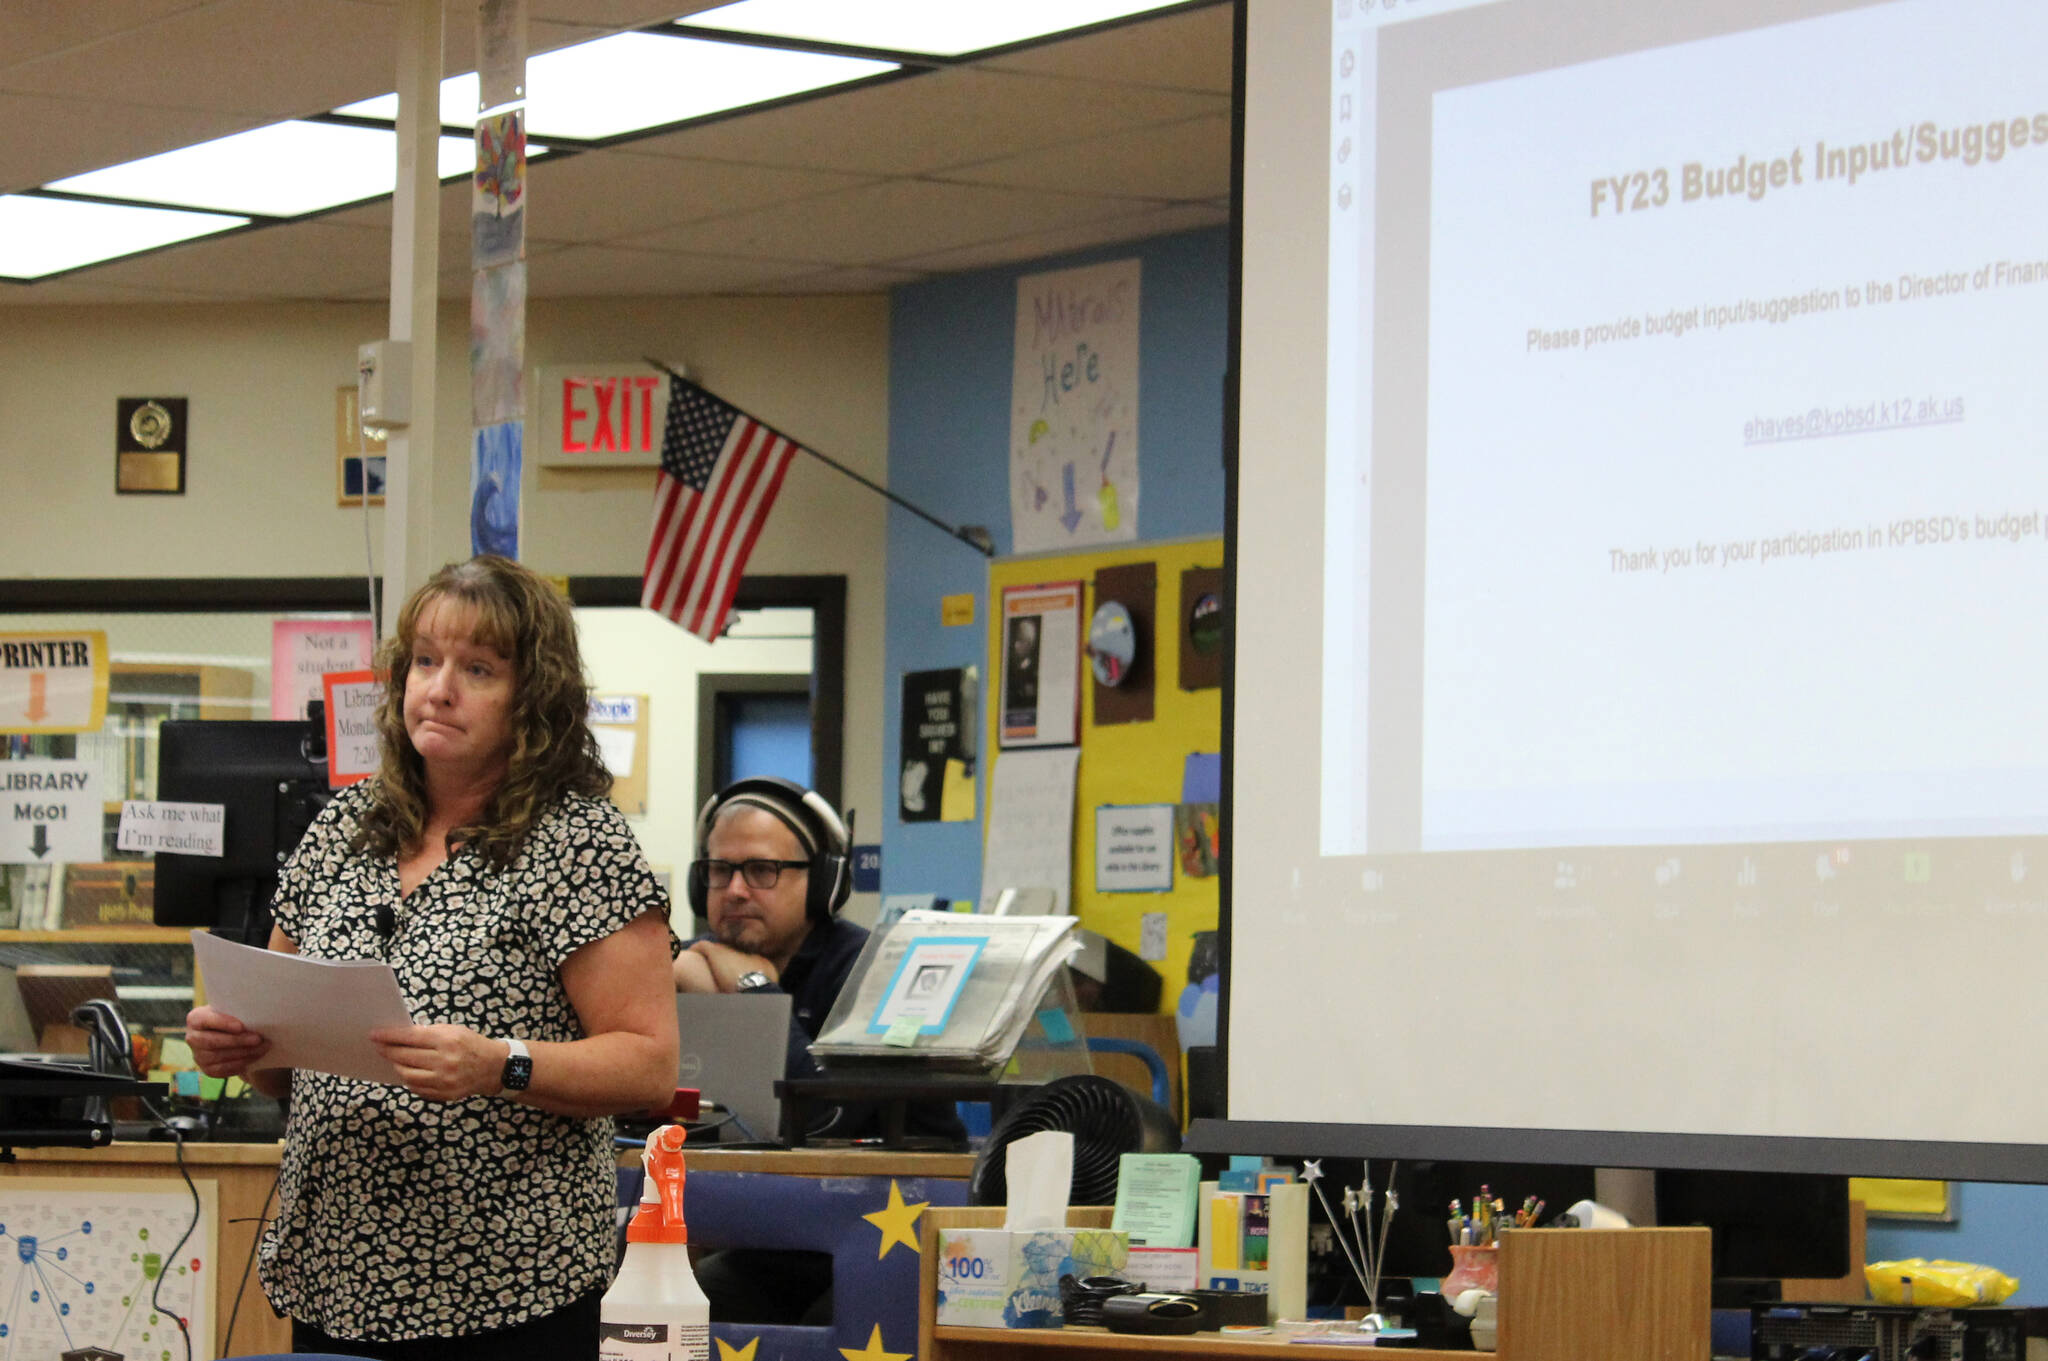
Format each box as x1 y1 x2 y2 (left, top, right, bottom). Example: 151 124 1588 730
695 857 810 890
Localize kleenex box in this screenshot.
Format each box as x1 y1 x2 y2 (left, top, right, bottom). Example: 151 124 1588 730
935 1228 1130 1328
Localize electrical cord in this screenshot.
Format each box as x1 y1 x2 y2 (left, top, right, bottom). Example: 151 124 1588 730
138 1098 198 1361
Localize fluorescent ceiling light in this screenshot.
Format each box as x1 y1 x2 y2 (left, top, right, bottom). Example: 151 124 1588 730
0 195 248 280
680 0 1190 57
335 31 896 141
45 122 478 218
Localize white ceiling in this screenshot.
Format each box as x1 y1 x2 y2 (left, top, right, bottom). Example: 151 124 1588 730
0 0 1233 305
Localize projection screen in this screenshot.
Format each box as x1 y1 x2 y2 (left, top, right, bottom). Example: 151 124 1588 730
1220 0 2048 1179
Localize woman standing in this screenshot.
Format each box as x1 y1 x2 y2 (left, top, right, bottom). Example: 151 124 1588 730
186 556 679 1359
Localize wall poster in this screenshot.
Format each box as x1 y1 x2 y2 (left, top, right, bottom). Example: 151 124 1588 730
1009 257 1140 552
998 581 1082 749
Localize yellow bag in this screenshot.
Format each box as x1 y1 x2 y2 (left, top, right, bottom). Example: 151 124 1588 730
1864 1258 2018 1307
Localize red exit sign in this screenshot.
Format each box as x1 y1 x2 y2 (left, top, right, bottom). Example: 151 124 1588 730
538 365 669 468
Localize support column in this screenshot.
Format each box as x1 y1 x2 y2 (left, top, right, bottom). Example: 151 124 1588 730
381 0 443 638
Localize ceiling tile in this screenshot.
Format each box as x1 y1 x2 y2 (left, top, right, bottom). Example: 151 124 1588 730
625 66 1225 176
0 1 213 73
328 176 579 263
525 244 813 296
519 150 874 243
890 201 1226 275
2 0 398 118
739 264 929 295
82 221 396 298
3 1 600 122
0 278 246 306
626 178 1161 266
526 2 721 25
936 114 1227 202
978 1 1233 94
0 93 255 193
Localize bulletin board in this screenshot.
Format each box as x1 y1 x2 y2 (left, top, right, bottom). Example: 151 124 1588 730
986 537 1223 1012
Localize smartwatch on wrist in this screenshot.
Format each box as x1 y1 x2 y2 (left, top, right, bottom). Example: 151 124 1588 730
500 1038 533 1092
734 971 773 993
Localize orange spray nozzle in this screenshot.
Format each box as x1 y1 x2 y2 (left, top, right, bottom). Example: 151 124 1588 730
628 1123 689 1244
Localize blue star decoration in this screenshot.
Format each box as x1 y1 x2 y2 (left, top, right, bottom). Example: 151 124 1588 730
862 1180 928 1260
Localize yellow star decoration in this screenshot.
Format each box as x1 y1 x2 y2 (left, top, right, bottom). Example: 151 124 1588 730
861 1179 929 1260
715 1340 759 1361
839 1323 912 1361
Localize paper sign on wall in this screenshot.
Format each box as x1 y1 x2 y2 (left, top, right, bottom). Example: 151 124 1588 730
0 761 100 864
1096 804 1175 893
1010 257 1140 552
979 747 1081 915
999 582 1082 749
117 800 225 857
272 618 375 722
0 630 109 735
322 669 385 787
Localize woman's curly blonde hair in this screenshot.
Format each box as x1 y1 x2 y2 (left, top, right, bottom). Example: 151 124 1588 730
356 555 610 868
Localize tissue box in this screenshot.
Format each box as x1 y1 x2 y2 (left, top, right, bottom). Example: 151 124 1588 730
935 1228 1130 1328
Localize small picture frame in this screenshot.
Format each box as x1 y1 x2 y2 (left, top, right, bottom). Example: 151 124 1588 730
336 386 388 507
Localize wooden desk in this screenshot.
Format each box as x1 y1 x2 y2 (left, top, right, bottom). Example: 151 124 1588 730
920 1207 1712 1361
0 1143 975 1360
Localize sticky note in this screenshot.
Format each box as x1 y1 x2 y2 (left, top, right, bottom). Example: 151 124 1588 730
942 593 975 626
884 1015 922 1048
198 1075 226 1100
1098 481 1121 531
941 757 975 822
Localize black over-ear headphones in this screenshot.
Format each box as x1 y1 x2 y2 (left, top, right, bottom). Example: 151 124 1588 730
689 776 852 924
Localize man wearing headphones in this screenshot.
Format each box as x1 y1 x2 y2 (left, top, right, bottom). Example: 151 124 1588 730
674 776 963 1145
677 777 961 1327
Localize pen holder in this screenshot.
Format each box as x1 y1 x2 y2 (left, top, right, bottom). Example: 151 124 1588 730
1440 1244 1499 1299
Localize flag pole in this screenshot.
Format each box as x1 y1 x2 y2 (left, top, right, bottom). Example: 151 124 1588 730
642 357 995 559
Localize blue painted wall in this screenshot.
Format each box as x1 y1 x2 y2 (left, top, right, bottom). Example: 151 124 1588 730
1864 1183 2048 1305
880 226 1230 903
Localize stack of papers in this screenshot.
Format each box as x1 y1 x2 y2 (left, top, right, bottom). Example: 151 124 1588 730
810 911 1080 1070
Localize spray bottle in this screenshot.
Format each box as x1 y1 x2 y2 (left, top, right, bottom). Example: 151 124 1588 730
601 1124 710 1361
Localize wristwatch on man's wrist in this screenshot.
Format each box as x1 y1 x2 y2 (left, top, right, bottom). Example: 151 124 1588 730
500 1037 533 1092
734 971 773 993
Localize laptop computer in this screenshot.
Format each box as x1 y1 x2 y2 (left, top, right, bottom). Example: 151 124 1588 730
674 992 792 1145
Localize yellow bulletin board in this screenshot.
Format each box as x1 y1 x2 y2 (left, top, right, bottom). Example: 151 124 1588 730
987 537 1224 1013
1849 1177 1955 1221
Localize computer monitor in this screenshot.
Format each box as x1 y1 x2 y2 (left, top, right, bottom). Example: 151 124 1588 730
1654 1169 1851 1288
152 719 331 942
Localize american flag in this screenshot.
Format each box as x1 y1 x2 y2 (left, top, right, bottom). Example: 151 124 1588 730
640 378 798 640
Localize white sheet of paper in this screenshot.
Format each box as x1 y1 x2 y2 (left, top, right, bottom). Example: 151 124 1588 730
190 930 413 1083
593 725 637 777
979 747 1081 915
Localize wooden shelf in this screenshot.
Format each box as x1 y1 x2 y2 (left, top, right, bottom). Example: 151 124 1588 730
0 927 188 945
932 1325 1467 1357
921 1208 1711 1361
